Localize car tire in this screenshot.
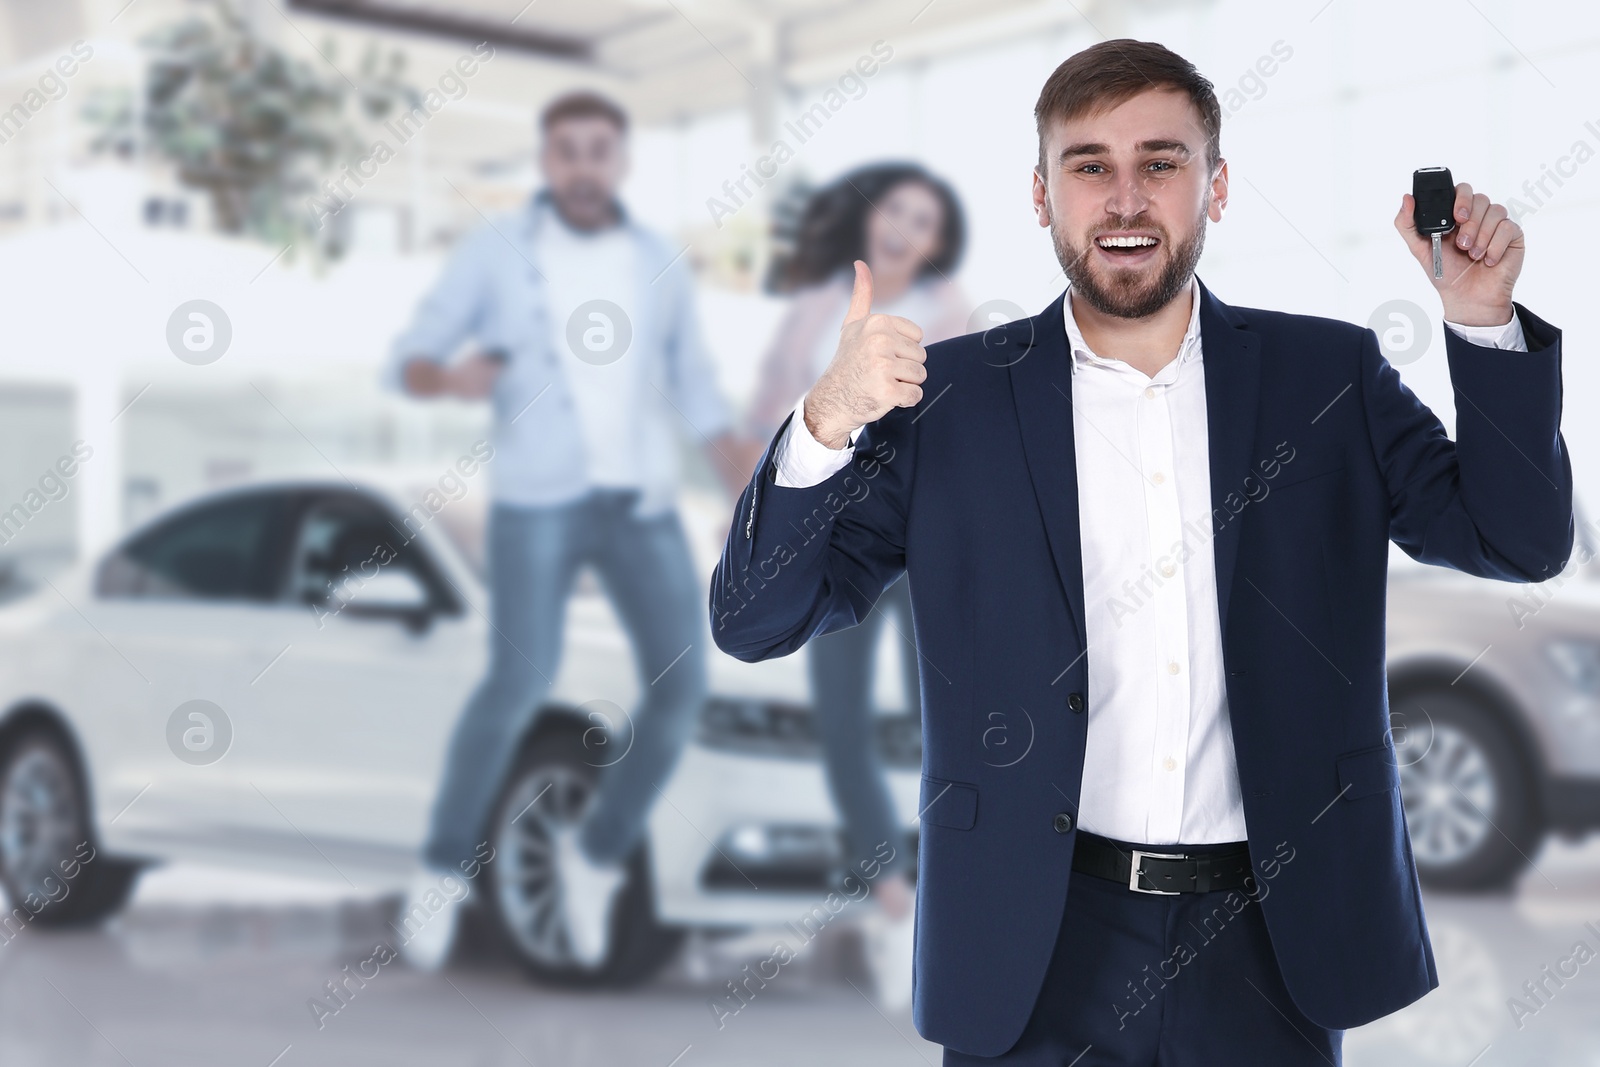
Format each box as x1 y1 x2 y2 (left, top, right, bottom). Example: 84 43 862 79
484 721 683 987
1391 689 1541 891
0 728 140 926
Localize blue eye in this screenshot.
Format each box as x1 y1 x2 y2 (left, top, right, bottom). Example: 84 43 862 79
1076 161 1175 175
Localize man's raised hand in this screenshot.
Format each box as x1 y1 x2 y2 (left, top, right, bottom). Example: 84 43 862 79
802 260 928 450
1394 180 1523 327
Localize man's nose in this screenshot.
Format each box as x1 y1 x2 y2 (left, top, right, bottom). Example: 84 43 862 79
1106 170 1152 218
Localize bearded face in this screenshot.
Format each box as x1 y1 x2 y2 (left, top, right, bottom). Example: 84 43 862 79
1050 190 1210 320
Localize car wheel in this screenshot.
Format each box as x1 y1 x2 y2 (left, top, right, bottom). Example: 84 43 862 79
485 723 683 987
0 729 140 926
1391 690 1541 891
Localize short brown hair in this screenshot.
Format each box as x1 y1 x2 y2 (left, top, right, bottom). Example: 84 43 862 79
1034 39 1220 177
540 90 629 135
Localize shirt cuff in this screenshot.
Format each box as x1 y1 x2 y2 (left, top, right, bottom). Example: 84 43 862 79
772 396 860 488
1444 311 1528 352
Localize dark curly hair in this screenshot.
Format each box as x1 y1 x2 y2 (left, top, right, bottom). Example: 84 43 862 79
767 162 966 295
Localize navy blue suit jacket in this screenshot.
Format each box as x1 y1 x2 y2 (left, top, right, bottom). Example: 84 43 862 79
709 275 1572 1056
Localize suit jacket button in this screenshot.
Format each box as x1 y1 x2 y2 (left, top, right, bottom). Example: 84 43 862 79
1067 692 1084 713
1053 813 1074 834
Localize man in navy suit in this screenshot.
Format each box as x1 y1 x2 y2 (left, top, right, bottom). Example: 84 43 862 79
710 39 1571 1065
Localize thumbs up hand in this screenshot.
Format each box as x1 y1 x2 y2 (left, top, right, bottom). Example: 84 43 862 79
802 261 928 450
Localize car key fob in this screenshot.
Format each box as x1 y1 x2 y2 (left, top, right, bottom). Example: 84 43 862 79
1412 167 1455 278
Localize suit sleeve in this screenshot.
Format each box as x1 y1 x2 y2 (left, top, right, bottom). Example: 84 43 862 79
709 401 915 662
1361 301 1573 581
773 396 861 488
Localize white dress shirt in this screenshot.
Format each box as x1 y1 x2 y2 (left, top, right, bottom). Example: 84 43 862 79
537 210 640 490
1063 276 1241 842
771 277 1528 845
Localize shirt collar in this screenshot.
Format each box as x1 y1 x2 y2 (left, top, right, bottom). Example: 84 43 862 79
526 187 633 236
1064 274 1203 379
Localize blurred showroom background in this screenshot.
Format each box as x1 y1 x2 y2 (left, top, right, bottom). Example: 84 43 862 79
0 0 1598 1064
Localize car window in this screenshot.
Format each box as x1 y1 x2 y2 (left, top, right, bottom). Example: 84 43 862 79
96 492 295 601
288 493 459 613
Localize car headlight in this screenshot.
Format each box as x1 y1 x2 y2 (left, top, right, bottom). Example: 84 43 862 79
1545 640 1600 693
697 697 819 757
697 696 922 766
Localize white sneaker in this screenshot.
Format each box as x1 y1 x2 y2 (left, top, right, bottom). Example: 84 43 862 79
396 867 469 971
864 888 916 1010
554 828 626 967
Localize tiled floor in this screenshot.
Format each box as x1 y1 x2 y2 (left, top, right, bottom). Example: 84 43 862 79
3 838 1599 1066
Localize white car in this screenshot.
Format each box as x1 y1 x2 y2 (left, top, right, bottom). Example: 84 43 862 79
0 477 923 984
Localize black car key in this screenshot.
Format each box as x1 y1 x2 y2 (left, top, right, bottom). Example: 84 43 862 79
1412 167 1456 279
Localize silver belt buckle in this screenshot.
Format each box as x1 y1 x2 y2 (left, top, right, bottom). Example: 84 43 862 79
1129 849 1185 895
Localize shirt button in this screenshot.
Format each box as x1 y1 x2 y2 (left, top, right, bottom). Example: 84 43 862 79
1166 661 1180 675
1067 691 1084 713
1150 471 1165 485
1143 386 1156 399
1158 560 1176 578
1053 813 1074 834
1163 757 1178 772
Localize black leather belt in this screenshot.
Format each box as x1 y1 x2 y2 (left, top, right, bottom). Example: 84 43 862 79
1072 831 1254 895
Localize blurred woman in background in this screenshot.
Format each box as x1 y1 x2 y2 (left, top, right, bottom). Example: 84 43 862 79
743 161 970 1007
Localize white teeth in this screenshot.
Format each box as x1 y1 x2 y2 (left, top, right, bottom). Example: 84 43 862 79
1097 235 1158 248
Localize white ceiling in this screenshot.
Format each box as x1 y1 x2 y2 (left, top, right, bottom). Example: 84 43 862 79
280 0 1136 123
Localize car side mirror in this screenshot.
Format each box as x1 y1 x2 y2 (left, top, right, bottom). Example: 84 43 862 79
342 569 434 633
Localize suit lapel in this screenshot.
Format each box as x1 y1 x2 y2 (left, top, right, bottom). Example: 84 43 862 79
1005 275 1261 654
1196 275 1261 646
1005 294 1087 652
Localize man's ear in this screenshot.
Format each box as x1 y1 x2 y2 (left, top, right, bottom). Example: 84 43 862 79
1207 158 1228 222
1031 167 1051 228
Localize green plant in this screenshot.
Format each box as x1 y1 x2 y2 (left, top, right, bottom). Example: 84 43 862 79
86 0 417 257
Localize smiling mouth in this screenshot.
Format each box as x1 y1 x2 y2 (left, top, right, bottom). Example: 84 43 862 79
1095 235 1161 256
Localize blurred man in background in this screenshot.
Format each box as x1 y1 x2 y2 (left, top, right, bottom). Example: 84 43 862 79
388 89 745 972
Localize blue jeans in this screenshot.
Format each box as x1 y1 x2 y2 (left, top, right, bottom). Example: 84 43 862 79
807 572 918 880
424 489 707 872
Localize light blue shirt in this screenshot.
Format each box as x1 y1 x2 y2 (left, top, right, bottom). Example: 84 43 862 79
387 190 732 517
